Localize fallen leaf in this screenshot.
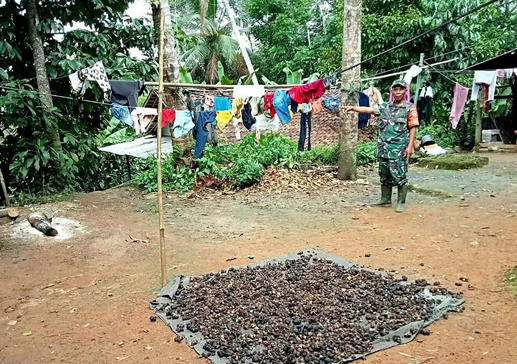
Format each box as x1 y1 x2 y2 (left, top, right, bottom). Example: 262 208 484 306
22 331 32 336
7 320 17 326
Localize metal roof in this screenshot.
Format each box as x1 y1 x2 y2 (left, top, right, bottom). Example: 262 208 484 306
464 48 517 71
99 136 172 159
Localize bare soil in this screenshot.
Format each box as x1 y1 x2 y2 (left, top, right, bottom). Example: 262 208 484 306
1 153 516 364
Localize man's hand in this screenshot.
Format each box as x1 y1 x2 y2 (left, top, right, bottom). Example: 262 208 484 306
405 145 414 160
344 106 354 112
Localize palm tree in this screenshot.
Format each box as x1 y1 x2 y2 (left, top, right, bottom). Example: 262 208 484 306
181 18 240 84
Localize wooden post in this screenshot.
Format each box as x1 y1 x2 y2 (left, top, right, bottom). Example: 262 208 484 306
157 14 167 287
0 168 10 207
475 102 482 151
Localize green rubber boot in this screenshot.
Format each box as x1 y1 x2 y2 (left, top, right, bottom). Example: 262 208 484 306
395 184 409 213
372 185 392 206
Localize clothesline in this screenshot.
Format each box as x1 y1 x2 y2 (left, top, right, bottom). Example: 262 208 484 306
360 58 459 82
0 85 110 106
139 58 458 90
364 49 468 81
336 0 503 75
423 61 459 85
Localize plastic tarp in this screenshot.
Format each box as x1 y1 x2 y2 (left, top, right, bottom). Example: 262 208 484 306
150 249 464 363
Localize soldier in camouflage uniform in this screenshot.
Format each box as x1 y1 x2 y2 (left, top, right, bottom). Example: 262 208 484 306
344 79 419 212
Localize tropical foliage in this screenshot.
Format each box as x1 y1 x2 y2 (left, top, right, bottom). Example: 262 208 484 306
0 0 155 200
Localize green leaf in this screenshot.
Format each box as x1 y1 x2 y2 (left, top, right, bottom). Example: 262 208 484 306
70 153 79 163
0 68 8 80
220 75 233 85
179 66 194 84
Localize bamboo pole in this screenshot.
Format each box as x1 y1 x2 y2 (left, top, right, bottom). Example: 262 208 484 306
144 82 300 89
157 13 167 287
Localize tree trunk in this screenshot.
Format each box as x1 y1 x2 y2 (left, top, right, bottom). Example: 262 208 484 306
151 0 192 163
337 0 362 181
26 0 61 150
151 0 185 110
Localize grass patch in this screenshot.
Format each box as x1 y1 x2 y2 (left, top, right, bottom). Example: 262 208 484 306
505 266 517 297
12 191 77 206
408 185 453 198
415 154 489 170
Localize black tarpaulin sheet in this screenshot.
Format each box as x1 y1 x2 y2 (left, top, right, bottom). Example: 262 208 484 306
150 249 464 363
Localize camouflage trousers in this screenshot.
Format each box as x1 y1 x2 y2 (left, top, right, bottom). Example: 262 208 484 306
379 157 408 187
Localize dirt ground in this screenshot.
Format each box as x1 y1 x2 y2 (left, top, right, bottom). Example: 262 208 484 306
1 153 516 364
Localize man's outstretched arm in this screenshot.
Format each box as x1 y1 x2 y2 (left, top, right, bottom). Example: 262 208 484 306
343 106 375 114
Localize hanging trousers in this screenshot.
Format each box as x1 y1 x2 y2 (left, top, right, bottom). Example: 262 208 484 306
298 112 312 151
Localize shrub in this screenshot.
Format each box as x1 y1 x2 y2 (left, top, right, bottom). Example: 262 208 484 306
133 134 380 194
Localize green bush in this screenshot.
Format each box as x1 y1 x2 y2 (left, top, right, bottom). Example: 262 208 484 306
302 144 339 165
356 142 377 165
133 134 380 194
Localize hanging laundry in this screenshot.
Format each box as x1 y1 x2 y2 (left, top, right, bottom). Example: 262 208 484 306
311 99 323 116
69 72 87 98
417 84 433 126
194 101 203 112
241 102 256 130
450 83 469 129
403 65 422 84
254 114 280 132
298 112 312 152
232 97 244 119
288 79 326 104
290 100 299 114
214 97 231 111
172 111 195 138
216 111 232 131
109 80 145 110
69 61 111 102
249 96 264 116
110 103 134 127
358 92 370 129
232 116 243 140
233 85 265 99
130 107 157 134
301 103 312 114
471 71 497 102
263 92 276 117
362 86 383 126
322 97 340 112
193 111 218 159
162 109 176 128
207 124 218 145
389 82 410 102
204 95 215 110
273 90 293 124
323 73 338 89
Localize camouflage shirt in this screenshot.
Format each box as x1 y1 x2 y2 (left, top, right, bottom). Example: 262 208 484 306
373 101 419 159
